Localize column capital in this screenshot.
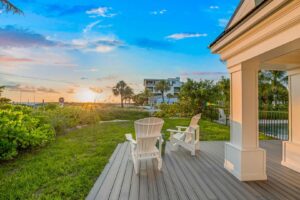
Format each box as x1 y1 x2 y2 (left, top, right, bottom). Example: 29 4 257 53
228 60 260 74
287 67 300 76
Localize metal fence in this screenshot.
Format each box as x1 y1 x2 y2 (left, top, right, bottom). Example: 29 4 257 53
259 111 289 140
204 108 289 140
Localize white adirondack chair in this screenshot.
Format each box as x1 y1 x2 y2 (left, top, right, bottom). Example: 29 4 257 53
167 114 201 156
125 117 164 174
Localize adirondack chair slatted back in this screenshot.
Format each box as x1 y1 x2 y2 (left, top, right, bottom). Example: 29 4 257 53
134 117 164 154
186 114 201 143
189 114 201 128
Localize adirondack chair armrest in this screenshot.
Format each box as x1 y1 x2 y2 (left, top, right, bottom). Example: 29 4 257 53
125 134 137 145
176 126 188 131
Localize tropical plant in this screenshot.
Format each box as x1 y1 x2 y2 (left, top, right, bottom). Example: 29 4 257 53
0 0 23 14
0 86 11 104
0 107 55 160
124 86 134 105
215 76 230 107
155 80 170 103
259 70 288 110
112 80 128 108
166 93 173 104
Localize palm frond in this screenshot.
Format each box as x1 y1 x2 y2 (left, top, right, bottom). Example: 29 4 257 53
0 0 23 14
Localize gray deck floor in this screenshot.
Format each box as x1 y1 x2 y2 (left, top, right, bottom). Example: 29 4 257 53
86 141 300 200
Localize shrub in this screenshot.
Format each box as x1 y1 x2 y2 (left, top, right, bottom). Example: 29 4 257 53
0 109 55 160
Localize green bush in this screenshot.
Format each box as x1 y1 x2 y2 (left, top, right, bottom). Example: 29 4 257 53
0 109 55 160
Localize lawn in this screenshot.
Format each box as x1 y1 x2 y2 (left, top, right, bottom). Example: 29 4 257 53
0 110 270 199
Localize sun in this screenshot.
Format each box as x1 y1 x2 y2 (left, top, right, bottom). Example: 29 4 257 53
75 88 97 102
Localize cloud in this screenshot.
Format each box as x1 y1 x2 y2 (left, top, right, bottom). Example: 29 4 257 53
150 9 167 15
181 71 228 76
72 38 126 53
218 18 229 27
83 20 101 33
89 87 103 94
0 26 59 48
74 68 99 72
66 88 75 94
80 77 88 80
97 75 117 82
166 33 208 40
210 6 219 9
0 56 34 63
53 62 78 67
36 87 59 94
133 38 173 50
5 84 35 93
5 84 59 93
86 7 117 18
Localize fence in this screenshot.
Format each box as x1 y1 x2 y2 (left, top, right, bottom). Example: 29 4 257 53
204 108 289 140
259 111 288 140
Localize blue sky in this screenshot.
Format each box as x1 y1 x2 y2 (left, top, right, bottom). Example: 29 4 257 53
0 0 239 102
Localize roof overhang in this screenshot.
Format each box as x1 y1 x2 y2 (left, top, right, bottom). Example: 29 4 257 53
209 0 291 54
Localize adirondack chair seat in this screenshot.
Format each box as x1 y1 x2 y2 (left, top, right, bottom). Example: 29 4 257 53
172 132 186 141
167 114 201 156
125 117 164 174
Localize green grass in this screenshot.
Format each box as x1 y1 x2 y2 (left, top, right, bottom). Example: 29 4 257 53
0 113 272 199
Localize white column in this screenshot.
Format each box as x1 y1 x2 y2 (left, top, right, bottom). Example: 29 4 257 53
224 60 267 181
282 67 300 172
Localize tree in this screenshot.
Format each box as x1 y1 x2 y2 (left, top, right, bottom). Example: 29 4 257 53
179 79 219 114
215 76 230 107
0 86 11 104
124 86 134 105
155 80 170 103
132 89 153 106
112 81 128 108
0 0 23 14
166 93 173 104
259 70 288 110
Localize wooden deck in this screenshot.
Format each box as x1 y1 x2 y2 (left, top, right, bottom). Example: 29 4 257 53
87 141 300 200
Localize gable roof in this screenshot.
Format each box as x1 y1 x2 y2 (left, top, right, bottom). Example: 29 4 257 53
209 0 269 48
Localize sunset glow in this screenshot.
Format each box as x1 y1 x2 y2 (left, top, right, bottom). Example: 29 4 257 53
0 0 239 102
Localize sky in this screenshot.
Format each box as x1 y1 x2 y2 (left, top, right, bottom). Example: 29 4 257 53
0 0 239 103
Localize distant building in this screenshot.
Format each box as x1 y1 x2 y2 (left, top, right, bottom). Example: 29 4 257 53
143 77 183 105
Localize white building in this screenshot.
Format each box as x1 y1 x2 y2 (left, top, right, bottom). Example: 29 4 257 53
144 77 183 105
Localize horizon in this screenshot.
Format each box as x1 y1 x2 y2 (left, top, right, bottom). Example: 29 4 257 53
0 0 239 103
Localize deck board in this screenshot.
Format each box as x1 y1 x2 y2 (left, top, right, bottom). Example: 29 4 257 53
87 141 300 200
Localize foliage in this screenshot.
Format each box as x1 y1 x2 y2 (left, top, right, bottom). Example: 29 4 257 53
0 107 55 160
133 89 153 106
112 81 134 107
0 0 23 14
0 86 11 104
259 71 288 111
155 80 170 103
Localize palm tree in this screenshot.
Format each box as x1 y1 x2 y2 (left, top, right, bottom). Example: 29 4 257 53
0 0 23 14
166 93 173 104
265 71 288 108
124 86 134 105
143 88 153 105
155 80 170 103
112 81 127 108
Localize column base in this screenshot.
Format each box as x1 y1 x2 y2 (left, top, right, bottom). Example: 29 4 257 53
282 141 300 173
224 142 267 181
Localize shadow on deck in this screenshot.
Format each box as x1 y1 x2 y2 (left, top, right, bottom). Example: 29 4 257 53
87 141 300 200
